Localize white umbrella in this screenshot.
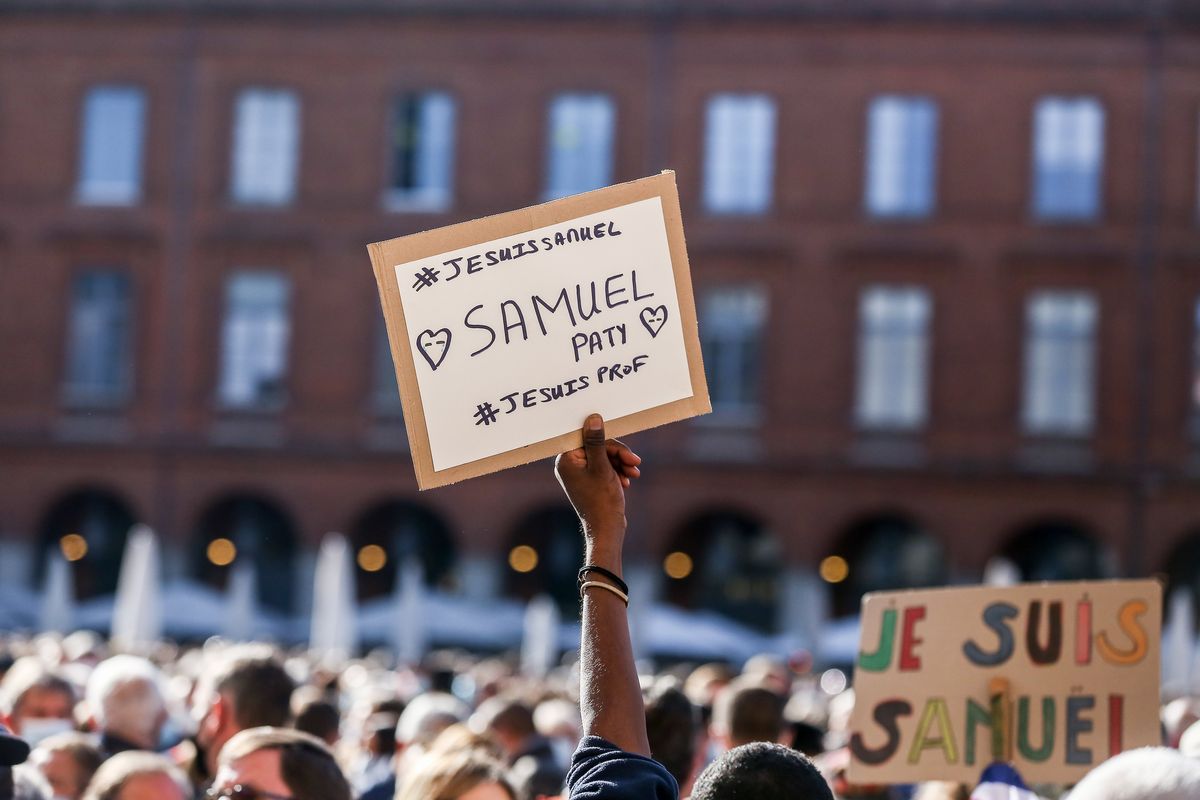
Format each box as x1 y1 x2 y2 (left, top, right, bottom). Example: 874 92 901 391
111 525 163 649
521 594 560 678
310 533 359 657
38 551 75 633
222 559 258 642
393 556 428 665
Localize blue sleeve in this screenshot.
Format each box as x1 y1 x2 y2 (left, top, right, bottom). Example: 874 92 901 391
566 735 679 800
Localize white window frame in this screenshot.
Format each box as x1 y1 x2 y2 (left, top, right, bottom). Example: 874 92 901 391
230 88 301 207
217 271 292 410
1021 290 1098 436
864 95 938 219
543 93 616 200
62 270 134 406
702 93 777 215
76 86 147 206
854 285 933 431
384 91 457 213
699 286 768 423
1032 96 1105 222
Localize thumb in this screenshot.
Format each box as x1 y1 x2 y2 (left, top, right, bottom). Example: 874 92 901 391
583 413 607 474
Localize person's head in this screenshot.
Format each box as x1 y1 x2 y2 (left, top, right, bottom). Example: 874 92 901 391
293 699 339 748
1 659 76 745
912 781 968 800
396 693 468 751
29 732 102 800
1180 718 1200 759
644 685 697 791
469 698 535 762
690 742 833 800
1162 697 1200 749
213 726 350 800
194 647 295 773
711 680 785 750
84 657 166 751
1067 747 1200 800
80 751 190 800
396 749 515 800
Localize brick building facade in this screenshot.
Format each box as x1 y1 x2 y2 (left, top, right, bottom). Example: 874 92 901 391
2 1 1200 642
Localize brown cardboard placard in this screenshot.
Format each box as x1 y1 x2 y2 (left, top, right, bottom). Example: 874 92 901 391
368 172 710 490
846 579 1161 785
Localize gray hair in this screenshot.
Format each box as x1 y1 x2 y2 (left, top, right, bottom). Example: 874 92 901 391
1067 747 1200 800
84 656 165 744
396 693 468 747
80 751 189 800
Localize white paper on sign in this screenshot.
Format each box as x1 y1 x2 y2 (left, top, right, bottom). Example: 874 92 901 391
394 197 693 471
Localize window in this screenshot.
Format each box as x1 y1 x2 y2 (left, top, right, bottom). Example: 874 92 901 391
544 93 615 200
1032 96 1104 221
855 286 932 430
386 91 456 211
63 271 133 405
372 314 403 416
864 95 938 218
217 272 291 409
702 94 776 215
700 287 767 419
76 86 146 206
230 89 300 206
1022 291 1097 435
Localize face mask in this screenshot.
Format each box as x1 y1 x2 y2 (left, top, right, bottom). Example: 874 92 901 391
17 718 72 746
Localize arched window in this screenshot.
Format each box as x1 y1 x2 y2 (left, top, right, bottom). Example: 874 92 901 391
1162 532 1200 632
828 514 947 617
503 506 584 618
1002 519 1105 583
662 510 782 633
192 495 298 613
348 501 456 601
37 488 137 599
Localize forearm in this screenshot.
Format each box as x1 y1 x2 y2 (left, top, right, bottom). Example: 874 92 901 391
579 533 650 756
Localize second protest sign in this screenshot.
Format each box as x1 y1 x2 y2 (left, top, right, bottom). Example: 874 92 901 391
847 579 1161 785
368 171 710 489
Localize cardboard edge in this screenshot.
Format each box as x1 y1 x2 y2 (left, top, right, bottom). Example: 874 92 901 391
370 171 708 490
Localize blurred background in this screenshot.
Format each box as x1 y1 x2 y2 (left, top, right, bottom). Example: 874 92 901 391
1 0 1199 669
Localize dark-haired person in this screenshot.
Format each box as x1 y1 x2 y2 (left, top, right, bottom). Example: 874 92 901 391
710 679 786 752
557 414 833 800
210 727 350 800
643 685 697 795
192 647 296 779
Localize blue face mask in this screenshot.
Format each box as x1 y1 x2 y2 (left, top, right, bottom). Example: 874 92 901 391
15 718 72 747
158 718 186 751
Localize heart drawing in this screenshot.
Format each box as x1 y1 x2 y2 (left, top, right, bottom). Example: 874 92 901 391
639 305 668 339
416 328 452 371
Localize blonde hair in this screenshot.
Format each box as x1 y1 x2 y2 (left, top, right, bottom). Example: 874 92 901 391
81 751 189 800
396 749 515 800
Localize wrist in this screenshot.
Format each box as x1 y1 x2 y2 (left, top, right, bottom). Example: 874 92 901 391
584 538 624 575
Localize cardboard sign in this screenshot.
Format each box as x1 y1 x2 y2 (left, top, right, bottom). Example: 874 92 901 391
368 172 710 489
846 580 1161 785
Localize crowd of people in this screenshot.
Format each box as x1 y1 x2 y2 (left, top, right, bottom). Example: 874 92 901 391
0 415 1198 800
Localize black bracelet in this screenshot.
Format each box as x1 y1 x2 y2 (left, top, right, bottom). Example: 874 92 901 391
577 565 629 596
